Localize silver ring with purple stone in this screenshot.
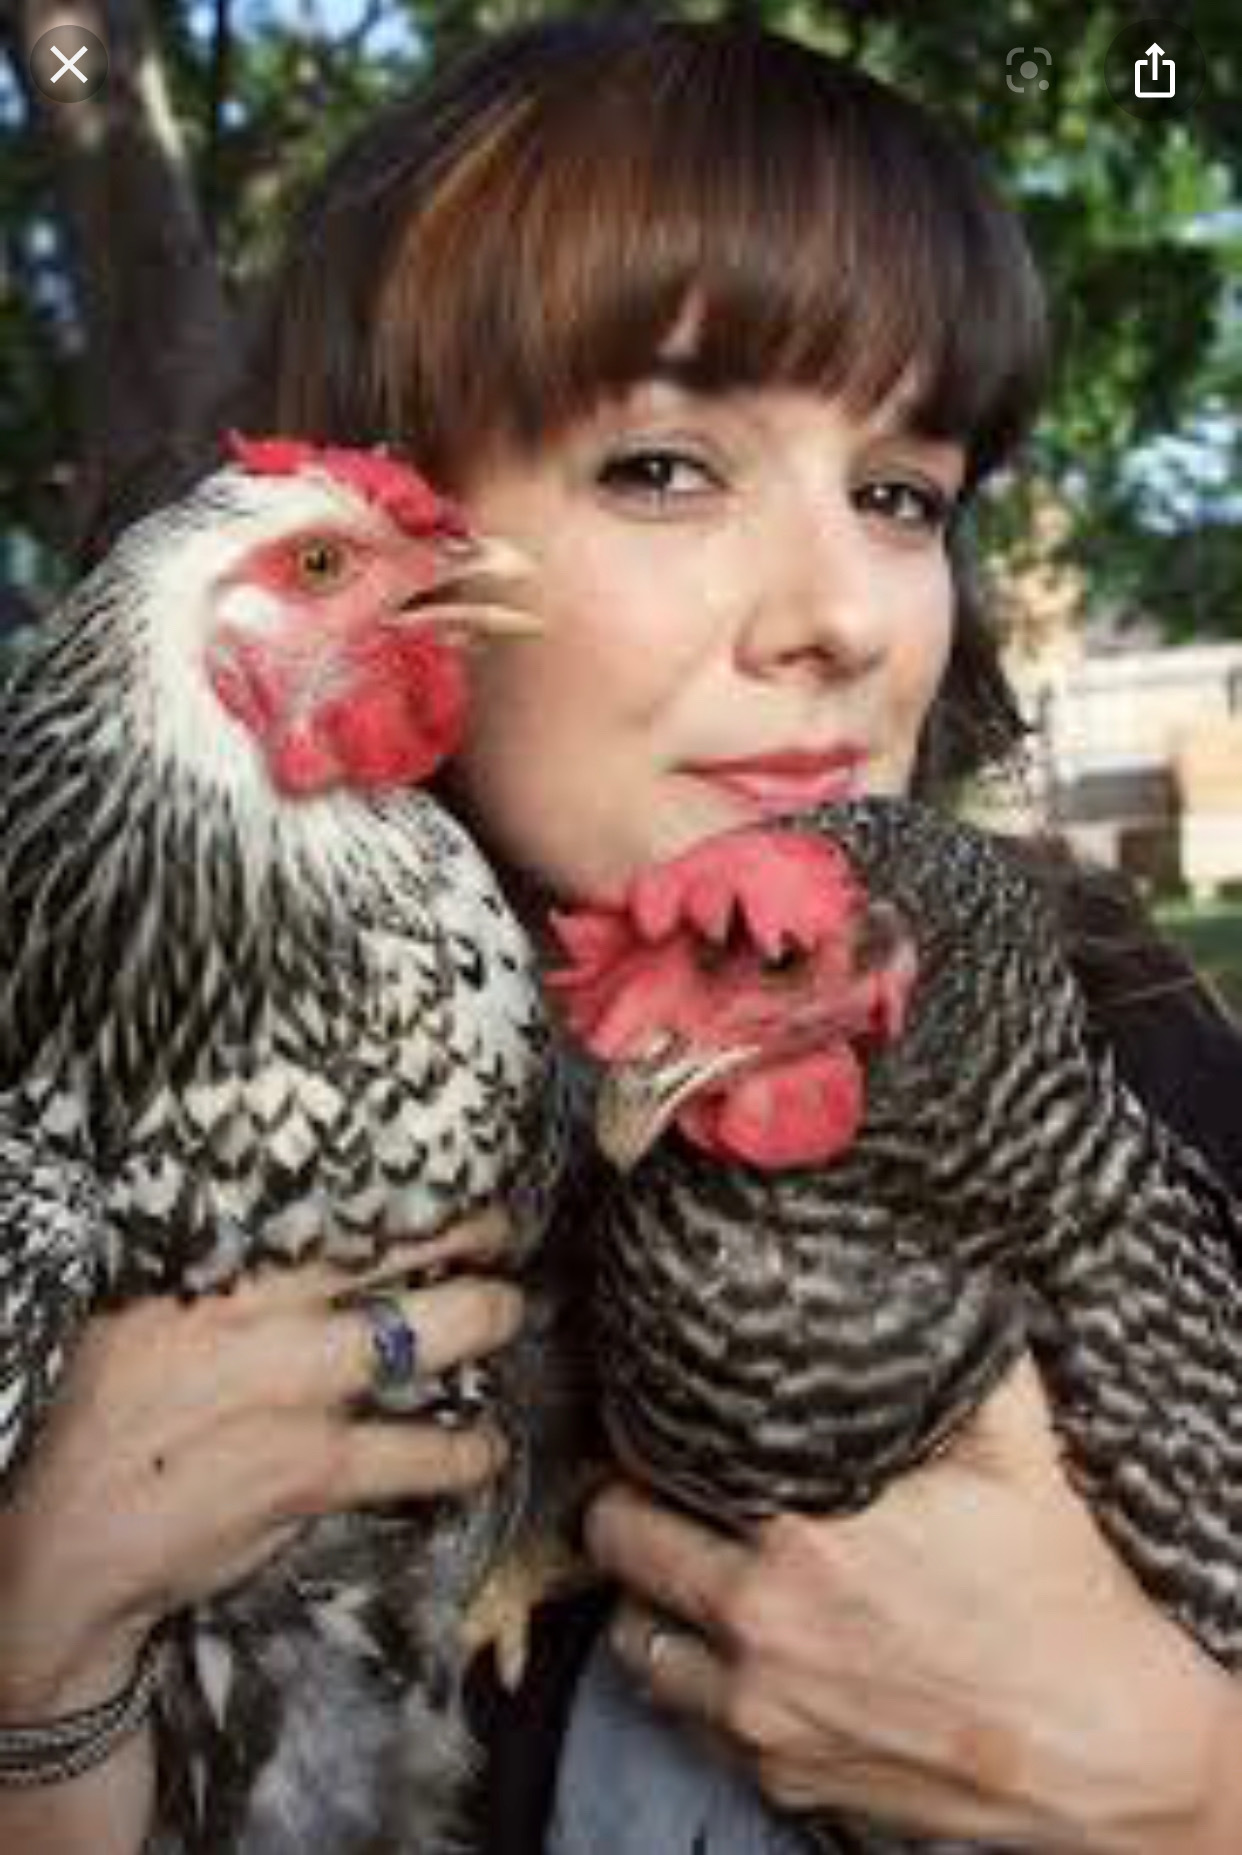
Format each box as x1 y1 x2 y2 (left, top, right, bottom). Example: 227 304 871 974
357 1293 420 1407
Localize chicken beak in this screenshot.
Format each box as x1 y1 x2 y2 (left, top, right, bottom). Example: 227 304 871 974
395 533 544 638
595 1035 758 1172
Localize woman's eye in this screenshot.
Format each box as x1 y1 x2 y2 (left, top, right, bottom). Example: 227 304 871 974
855 480 953 532
597 449 716 504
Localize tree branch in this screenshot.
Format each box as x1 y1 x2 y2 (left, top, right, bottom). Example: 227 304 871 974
18 0 235 553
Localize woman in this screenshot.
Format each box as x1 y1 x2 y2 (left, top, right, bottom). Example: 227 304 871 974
4 16 1242 1854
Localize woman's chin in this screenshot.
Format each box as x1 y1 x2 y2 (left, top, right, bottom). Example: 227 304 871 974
646 797 757 869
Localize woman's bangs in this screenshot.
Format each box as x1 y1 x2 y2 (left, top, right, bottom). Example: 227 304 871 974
380 29 1046 484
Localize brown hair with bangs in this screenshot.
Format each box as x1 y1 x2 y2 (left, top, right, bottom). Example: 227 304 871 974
245 14 1050 796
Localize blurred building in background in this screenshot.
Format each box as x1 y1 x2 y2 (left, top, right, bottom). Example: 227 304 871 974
999 510 1242 899
1020 644 1242 900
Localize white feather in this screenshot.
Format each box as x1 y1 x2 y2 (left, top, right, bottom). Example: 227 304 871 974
192 1630 236 1728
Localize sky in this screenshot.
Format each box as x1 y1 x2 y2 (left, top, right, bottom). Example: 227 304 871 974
189 0 420 59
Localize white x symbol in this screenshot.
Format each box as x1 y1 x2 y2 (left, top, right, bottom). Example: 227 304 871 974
50 43 89 82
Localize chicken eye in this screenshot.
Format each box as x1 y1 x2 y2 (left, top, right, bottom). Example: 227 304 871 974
295 539 349 588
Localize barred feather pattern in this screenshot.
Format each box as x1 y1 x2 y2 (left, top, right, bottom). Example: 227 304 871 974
590 798 1242 1855
0 1109 103 1467
0 503 573 1855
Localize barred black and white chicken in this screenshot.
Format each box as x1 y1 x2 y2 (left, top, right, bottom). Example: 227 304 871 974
0 437 575 1854
549 798 1242 1855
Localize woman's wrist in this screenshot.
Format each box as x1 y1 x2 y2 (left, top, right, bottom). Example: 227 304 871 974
0 1600 155 1727
1136 1661 1242 1855
0 1514 153 1724
0 1635 163 1790
1065 1625 1242 1855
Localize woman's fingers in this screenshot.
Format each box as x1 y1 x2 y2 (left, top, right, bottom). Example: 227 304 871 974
585 1482 749 1637
260 1412 509 1517
611 1600 727 1723
236 1204 516 1310
337 1205 518 1289
324 1415 509 1506
0 1233 526 1662
183 1260 526 1414
323 1276 524 1402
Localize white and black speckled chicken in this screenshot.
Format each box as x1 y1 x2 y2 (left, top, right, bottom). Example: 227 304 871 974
549 799 1242 1855
0 436 576 1855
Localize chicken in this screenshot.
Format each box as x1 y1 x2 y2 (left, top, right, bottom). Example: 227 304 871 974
549 799 1242 1853
0 435 577 1854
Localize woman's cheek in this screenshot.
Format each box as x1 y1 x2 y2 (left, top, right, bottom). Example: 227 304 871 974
869 575 953 794
443 677 616 896
899 568 954 706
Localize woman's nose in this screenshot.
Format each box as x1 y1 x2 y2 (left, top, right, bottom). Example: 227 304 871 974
734 503 887 683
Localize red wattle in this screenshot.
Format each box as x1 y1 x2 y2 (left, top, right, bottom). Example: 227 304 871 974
271 726 342 794
679 1045 864 1171
318 680 458 788
210 628 467 797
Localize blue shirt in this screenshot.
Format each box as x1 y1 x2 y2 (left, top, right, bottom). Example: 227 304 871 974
548 1633 810 1855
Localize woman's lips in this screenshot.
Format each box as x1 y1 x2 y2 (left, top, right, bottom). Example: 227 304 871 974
686 750 866 815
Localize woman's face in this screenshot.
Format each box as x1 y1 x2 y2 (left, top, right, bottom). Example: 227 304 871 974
449 368 963 902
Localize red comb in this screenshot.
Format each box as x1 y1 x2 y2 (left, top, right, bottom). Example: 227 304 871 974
624 830 860 957
223 433 471 540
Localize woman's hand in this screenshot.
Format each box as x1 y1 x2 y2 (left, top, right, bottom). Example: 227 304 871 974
587 1357 1242 1854
0 1207 521 1721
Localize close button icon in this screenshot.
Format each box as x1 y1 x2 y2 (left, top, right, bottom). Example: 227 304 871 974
29 26 108 103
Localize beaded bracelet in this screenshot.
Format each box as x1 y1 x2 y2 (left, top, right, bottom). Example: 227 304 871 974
0 1635 162 1788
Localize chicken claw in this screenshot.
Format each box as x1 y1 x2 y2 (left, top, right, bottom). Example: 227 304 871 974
461 1528 597 1690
